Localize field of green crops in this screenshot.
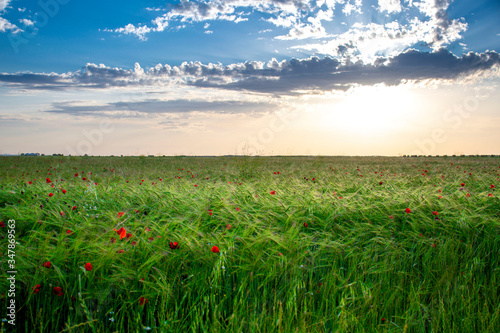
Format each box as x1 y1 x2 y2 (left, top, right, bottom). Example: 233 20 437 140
0 155 499 332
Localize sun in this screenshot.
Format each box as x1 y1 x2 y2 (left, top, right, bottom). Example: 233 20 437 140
321 85 418 136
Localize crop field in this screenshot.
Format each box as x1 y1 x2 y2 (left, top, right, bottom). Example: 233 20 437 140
0 155 499 332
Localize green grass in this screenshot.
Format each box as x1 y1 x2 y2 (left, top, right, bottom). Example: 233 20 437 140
1 155 499 332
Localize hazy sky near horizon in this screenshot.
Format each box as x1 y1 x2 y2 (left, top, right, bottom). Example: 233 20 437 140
0 0 499 156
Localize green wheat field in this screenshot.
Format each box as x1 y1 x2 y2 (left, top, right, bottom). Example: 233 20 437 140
1 155 499 332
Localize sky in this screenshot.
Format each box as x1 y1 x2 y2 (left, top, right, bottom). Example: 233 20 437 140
0 0 499 156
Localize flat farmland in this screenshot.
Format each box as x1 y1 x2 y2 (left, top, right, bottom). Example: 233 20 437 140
0 156 499 332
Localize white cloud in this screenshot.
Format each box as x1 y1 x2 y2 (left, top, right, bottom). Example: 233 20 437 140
291 0 467 62
113 24 153 41
275 22 329 40
0 16 18 33
20 18 34 26
0 0 11 12
0 0 21 33
110 0 319 40
378 0 401 13
204 30 213 34
412 0 467 49
293 21 427 62
342 0 362 15
267 14 297 28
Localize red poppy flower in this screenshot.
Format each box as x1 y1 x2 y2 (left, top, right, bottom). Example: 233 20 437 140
211 245 220 253
74 173 78 177
381 318 386 323
66 229 73 235
131 241 137 246
226 224 231 230
62 189 67 194
139 297 148 305
303 222 308 228
488 193 493 197
169 241 179 250
60 211 65 217
32 284 41 294
126 233 132 239
466 193 471 197
461 183 465 186
85 263 92 271
114 227 126 240
48 193 54 197
82 177 87 181
28 181 33 185
491 185 495 189
110 237 116 244
46 178 51 183
208 209 213 216
432 211 438 216
0 221 5 228
379 182 383 185
53 286 64 296
72 205 77 210
117 212 124 218
405 208 411 214
270 191 276 195
42 261 52 268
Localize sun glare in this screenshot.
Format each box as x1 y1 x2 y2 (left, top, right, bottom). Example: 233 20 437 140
321 85 418 136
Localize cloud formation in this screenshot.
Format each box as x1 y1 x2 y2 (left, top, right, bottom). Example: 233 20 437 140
108 0 339 40
43 99 277 117
1 49 499 95
103 0 469 68
0 0 20 33
378 0 401 13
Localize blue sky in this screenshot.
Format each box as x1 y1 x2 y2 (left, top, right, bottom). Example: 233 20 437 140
0 0 499 156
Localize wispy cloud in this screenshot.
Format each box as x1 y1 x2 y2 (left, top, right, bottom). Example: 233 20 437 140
42 99 277 117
